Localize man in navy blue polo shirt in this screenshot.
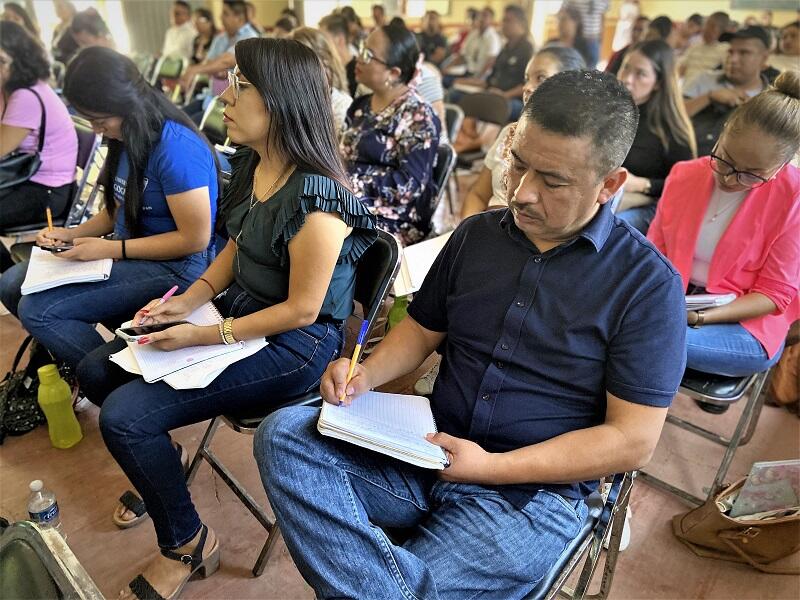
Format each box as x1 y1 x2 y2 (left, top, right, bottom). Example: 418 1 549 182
254 71 686 599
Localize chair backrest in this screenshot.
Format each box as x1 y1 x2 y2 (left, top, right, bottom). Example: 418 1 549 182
199 97 227 146
458 92 511 125
131 53 155 79
65 117 103 227
353 229 402 329
150 56 186 85
427 144 456 222
443 103 464 143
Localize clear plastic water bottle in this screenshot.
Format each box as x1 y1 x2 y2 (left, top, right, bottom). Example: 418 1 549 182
27 480 64 536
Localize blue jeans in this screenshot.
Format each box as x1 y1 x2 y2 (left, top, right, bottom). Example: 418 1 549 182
686 323 783 377
76 284 343 549
255 406 588 599
585 39 601 69
617 203 657 235
0 254 209 370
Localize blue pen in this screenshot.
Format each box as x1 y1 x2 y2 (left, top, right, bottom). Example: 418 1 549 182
340 320 370 403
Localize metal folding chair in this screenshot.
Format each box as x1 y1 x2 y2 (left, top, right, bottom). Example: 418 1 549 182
639 368 772 506
149 55 187 86
185 229 402 577
525 472 636 600
428 143 457 228
456 92 512 169
443 103 464 143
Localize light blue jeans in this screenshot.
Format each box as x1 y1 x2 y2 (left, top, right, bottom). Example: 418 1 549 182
616 203 657 235
255 406 588 600
686 323 783 377
0 253 209 370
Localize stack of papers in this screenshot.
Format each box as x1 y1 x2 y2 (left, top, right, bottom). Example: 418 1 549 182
318 391 449 470
393 232 452 297
685 293 737 311
21 247 112 295
110 302 267 389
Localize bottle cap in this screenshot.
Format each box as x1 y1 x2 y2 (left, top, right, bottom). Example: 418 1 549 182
29 480 43 492
37 364 59 381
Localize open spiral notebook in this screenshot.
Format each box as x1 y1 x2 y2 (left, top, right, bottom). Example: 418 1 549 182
317 391 449 470
111 302 266 386
21 247 112 295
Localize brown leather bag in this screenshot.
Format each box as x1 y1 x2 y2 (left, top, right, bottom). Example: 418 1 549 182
672 478 800 574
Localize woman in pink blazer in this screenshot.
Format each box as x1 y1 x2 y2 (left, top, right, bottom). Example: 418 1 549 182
648 71 800 377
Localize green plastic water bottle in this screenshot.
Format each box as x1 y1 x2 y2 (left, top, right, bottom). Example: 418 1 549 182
37 365 82 449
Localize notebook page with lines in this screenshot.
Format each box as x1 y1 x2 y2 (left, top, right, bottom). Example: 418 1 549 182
318 391 449 469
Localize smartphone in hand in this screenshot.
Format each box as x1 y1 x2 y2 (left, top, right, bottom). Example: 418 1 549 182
115 321 190 342
43 244 75 253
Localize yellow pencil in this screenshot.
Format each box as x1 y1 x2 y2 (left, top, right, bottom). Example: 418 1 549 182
46 207 54 232
340 320 370 403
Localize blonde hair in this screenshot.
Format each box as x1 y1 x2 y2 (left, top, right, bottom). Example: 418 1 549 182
290 27 347 93
725 70 800 161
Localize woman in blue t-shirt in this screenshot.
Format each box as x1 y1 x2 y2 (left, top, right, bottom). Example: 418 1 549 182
75 39 377 600
0 47 220 371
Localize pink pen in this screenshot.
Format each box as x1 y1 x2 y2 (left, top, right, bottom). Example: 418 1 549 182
157 285 179 306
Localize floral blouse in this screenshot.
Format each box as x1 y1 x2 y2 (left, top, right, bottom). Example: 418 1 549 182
340 90 441 246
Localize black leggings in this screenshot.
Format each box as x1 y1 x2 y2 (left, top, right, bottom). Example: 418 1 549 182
0 180 73 230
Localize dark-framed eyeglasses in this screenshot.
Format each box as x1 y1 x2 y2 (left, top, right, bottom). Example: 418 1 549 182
357 42 387 66
227 68 253 99
709 145 772 189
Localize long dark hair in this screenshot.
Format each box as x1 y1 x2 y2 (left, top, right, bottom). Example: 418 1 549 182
63 47 220 235
3 2 39 37
627 40 696 157
0 21 50 93
223 38 349 217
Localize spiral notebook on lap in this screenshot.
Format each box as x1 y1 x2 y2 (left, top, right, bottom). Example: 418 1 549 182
21 247 113 295
317 391 450 470
126 302 246 383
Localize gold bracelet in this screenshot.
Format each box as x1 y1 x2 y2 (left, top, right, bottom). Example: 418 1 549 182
218 320 227 344
222 317 237 345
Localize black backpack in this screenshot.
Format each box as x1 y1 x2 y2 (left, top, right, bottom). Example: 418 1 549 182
0 336 49 444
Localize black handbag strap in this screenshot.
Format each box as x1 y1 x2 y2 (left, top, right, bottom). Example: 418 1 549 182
30 89 47 154
11 336 34 374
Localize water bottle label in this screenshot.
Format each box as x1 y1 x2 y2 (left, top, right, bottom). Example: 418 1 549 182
29 502 59 524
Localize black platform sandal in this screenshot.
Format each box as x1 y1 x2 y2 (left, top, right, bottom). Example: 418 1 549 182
112 443 190 529
127 525 220 600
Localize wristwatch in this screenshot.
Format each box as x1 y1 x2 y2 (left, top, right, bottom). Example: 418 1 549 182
643 179 652 195
690 310 706 329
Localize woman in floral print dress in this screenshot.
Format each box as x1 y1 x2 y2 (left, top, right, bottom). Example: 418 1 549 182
340 21 441 246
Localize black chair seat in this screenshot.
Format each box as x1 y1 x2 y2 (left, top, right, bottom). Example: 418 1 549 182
224 392 322 431
456 150 486 169
1 218 64 236
680 368 753 402
526 491 604 600
9 242 35 264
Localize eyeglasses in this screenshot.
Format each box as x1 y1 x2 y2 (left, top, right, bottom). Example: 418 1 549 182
227 69 253 99
709 146 772 188
357 43 387 66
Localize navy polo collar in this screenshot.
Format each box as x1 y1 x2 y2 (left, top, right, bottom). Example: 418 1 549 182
499 200 614 254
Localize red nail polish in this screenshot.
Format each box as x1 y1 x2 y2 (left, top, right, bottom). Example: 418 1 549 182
137 337 150 345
